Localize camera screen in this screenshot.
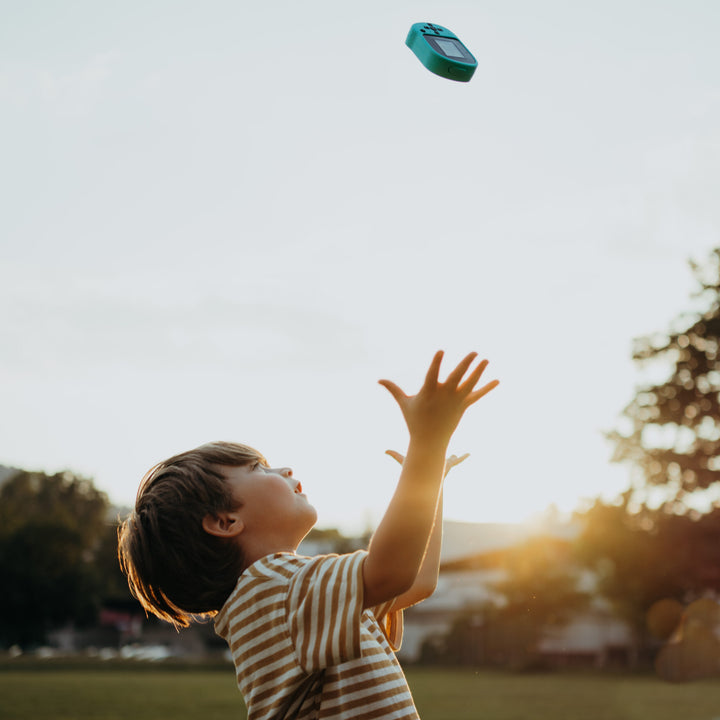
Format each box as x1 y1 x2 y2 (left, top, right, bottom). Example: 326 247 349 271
424 35 474 63
435 38 465 59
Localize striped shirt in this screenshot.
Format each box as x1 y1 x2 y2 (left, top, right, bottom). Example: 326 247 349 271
214 550 420 720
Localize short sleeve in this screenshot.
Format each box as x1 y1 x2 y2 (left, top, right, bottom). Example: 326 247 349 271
370 598 404 652
287 551 366 672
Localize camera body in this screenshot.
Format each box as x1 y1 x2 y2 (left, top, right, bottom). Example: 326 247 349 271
405 23 477 82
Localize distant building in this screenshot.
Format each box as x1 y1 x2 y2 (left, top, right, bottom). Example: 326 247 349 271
398 520 633 666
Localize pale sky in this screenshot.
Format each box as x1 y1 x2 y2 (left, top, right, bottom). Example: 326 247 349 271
2 1 719 533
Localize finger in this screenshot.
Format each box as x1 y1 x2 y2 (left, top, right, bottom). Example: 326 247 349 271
385 450 405 465
463 379 500 407
378 379 408 405
457 358 489 394
447 452 470 468
422 350 444 388
444 452 470 477
445 352 479 388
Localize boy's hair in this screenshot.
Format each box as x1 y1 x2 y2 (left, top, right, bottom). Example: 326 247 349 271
117 441 265 628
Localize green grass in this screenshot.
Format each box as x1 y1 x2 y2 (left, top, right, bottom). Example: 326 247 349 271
409 668 720 720
2 666 720 720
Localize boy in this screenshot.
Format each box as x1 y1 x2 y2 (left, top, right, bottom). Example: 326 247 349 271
118 351 498 719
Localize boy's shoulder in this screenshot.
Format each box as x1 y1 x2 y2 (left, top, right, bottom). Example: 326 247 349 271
215 550 367 638
222 551 367 604
243 550 366 587
244 551 312 582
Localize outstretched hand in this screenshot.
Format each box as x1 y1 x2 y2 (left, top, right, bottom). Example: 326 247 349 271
363 353 497 610
386 449 470 478
378 351 498 449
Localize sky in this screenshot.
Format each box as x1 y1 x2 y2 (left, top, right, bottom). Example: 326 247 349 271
2 1 719 533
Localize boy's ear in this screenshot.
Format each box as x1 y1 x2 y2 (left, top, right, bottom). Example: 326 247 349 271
202 511 245 538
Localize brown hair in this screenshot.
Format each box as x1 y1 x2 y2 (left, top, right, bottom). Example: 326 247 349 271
117 441 265 628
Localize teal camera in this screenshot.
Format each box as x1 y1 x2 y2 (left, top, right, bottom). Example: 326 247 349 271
405 23 477 82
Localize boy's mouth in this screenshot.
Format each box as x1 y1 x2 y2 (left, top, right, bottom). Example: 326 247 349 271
295 482 303 494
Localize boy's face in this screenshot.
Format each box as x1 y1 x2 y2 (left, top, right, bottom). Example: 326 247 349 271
222 461 317 552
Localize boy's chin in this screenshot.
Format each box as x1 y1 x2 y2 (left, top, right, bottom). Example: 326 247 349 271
302 506 319 533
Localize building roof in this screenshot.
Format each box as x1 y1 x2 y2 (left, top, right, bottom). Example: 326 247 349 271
441 519 579 563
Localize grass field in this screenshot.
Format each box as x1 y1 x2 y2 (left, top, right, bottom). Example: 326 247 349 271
2 666 720 720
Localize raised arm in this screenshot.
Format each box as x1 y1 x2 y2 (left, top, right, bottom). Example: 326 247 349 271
384 451 468 611
362 351 498 609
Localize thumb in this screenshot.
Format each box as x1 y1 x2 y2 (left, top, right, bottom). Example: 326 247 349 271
444 453 470 477
378 379 407 406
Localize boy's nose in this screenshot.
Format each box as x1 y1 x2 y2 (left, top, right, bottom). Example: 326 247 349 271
279 467 293 478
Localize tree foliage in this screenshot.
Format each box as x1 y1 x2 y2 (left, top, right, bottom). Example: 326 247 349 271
576 494 720 660
610 248 720 507
0 469 121 647
576 495 684 642
0 470 108 543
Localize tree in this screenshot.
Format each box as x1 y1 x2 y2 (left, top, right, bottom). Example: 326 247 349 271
610 248 720 509
0 470 114 647
0 470 108 544
572 249 720 667
575 495 683 660
575 495 720 665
